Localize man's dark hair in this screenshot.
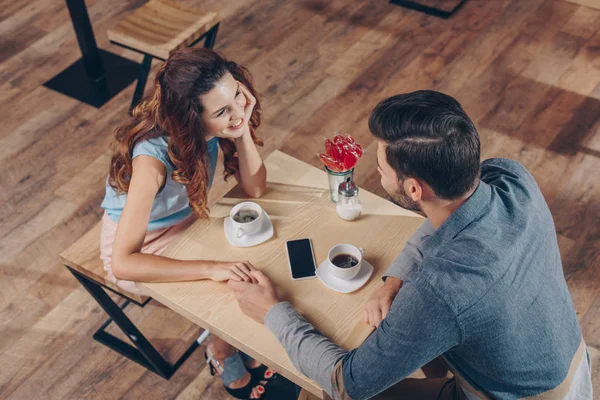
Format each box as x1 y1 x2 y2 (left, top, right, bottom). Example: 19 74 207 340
368 90 481 200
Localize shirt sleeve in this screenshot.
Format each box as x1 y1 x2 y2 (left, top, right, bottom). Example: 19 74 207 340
265 302 347 396
132 138 170 168
383 218 434 282
265 270 462 400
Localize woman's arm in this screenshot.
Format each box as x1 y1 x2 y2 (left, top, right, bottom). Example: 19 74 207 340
111 155 256 283
234 130 267 198
233 83 267 198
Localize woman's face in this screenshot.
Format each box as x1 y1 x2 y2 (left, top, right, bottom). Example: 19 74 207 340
200 72 247 139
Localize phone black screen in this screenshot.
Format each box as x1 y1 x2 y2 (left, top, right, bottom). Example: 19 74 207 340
286 239 316 279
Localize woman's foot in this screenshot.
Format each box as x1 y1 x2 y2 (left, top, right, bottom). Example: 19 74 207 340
246 363 276 382
242 356 297 398
244 359 275 399
206 338 272 398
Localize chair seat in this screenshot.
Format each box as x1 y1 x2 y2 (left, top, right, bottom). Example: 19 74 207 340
107 0 220 60
60 221 147 304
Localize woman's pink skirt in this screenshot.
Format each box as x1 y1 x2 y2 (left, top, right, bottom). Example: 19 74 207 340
99 212 197 295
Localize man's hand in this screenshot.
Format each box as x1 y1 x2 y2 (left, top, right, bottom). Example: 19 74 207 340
364 277 403 328
228 269 280 324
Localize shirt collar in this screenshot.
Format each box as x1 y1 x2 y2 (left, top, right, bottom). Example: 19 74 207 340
421 181 492 254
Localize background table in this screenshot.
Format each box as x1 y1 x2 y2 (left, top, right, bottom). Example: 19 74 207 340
139 150 424 398
43 0 140 108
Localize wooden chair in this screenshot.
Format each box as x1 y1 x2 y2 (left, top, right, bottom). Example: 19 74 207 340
60 221 203 379
107 0 221 111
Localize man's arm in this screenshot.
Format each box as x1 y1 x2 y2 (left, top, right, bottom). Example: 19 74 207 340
365 218 434 328
383 218 434 282
265 271 462 400
265 302 346 395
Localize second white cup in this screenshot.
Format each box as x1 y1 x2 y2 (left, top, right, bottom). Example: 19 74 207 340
327 244 365 280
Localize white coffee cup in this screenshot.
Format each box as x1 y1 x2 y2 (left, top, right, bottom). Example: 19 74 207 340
230 202 264 238
327 244 365 280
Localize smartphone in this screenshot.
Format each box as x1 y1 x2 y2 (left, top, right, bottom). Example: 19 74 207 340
286 238 317 280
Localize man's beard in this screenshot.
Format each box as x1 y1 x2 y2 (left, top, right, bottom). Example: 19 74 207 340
388 187 422 212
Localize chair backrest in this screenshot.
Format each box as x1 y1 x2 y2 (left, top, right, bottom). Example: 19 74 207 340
60 221 147 304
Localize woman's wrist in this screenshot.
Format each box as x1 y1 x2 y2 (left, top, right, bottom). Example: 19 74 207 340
233 127 252 145
192 260 216 279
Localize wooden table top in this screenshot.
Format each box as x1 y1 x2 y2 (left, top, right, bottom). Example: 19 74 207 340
139 150 423 398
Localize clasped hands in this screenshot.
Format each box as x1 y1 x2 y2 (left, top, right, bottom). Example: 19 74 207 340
227 262 403 328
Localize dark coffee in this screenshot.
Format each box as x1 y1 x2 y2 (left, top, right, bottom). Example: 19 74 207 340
331 254 359 269
233 209 259 223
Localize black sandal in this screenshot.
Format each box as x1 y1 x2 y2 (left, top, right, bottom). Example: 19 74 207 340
205 351 294 399
247 364 275 382
247 365 297 397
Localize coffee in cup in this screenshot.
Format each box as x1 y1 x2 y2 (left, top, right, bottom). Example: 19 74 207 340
229 202 264 238
232 209 259 223
327 244 365 280
331 254 359 269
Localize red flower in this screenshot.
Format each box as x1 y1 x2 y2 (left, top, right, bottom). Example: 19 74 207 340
318 134 363 172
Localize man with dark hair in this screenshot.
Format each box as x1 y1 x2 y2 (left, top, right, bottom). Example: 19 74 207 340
368 90 481 207
228 91 593 399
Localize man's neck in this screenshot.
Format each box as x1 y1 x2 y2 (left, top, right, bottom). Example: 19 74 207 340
422 185 478 229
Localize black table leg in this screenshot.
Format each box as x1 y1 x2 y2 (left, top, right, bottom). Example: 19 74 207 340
43 0 140 108
66 0 103 80
67 266 199 379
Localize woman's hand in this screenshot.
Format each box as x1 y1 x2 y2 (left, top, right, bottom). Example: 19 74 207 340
237 81 256 132
230 81 266 198
209 261 258 283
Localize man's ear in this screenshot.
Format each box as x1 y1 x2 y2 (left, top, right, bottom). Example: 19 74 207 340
405 178 423 202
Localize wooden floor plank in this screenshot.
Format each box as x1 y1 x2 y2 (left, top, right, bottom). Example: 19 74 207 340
581 292 600 348
1 0 599 398
588 345 600 394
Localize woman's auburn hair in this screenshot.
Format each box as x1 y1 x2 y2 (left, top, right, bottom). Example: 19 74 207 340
108 48 263 218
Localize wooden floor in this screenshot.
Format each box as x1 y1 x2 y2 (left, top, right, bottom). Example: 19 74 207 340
1 0 599 398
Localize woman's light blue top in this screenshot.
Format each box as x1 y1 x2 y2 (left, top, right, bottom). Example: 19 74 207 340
101 136 219 231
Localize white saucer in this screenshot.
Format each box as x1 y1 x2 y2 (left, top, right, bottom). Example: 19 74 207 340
316 259 374 294
224 212 274 247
